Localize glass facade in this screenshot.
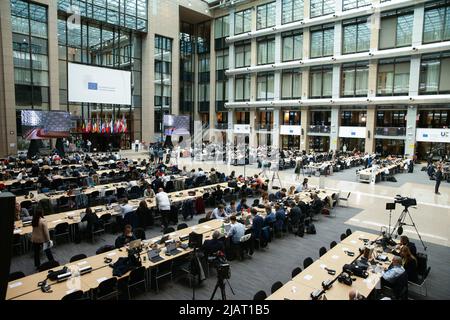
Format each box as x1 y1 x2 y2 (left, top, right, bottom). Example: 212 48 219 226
377 58 410 96
257 72 275 101
58 11 143 147
282 69 302 99
235 74 251 102
257 2 276 30
310 66 333 98
342 17 370 54
154 35 172 133
341 62 369 97
215 49 228 111
282 31 303 62
257 37 275 65
310 24 334 58
11 0 49 110
419 52 450 94
234 9 252 35
282 0 304 24
310 0 334 18
379 8 414 49
423 0 450 43
58 0 147 32
235 41 251 68
343 0 370 11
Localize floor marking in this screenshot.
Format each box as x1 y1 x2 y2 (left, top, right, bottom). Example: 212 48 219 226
346 190 450 210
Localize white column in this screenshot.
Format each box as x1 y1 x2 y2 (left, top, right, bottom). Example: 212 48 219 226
409 57 421 97
330 106 340 151
272 109 280 150
405 106 417 157
412 4 425 47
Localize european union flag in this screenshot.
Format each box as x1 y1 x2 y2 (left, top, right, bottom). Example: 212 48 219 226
423 134 428 138
88 82 98 90
351 132 356 136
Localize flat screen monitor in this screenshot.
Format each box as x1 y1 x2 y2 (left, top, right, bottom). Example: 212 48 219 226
21 110 71 140
163 115 190 136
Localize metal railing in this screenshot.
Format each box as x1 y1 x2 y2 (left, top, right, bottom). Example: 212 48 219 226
375 127 406 136
308 125 331 134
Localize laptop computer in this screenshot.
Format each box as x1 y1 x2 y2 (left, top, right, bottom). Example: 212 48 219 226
147 249 164 263
165 241 181 256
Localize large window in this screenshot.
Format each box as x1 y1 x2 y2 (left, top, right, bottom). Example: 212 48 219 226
235 41 251 68
342 17 370 54
214 15 230 39
310 66 333 98
11 0 49 109
282 31 303 62
379 8 414 49
418 109 450 128
214 15 229 50
423 1 450 43
310 24 334 58
235 9 252 35
257 2 276 30
310 0 334 18
282 0 304 24
154 35 172 116
343 0 370 11
57 12 142 146
419 52 450 94
57 0 147 31
282 69 302 99
235 75 251 101
216 50 228 110
257 72 275 101
377 58 410 96
198 54 210 112
341 62 369 97
257 37 275 65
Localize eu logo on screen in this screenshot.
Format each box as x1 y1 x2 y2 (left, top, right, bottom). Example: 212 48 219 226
88 82 98 90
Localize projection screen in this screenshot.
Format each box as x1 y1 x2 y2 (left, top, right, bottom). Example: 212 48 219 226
68 63 131 105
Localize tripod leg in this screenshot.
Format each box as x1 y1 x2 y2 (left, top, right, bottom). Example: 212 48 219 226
407 211 428 251
210 283 219 300
220 283 227 300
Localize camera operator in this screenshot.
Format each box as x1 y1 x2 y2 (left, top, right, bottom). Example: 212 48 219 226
435 164 443 195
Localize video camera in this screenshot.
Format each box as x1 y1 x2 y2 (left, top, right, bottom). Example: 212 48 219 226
394 195 417 209
214 252 231 280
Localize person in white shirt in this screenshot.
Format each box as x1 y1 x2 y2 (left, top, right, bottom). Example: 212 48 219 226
119 198 134 218
128 180 138 188
156 188 171 228
212 204 228 220
16 169 27 180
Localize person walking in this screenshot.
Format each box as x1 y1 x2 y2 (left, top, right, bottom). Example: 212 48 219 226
86 139 92 153
435 164 443 195
31 208 54 269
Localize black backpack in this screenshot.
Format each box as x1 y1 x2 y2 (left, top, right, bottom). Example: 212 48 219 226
296 224 305 237
306 223 316 234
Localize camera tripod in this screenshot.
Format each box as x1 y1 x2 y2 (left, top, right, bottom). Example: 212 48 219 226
390 206 427 251
271 170 282 189
210 277 235 300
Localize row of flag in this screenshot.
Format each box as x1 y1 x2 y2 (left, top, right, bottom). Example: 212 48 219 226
80 115 127 134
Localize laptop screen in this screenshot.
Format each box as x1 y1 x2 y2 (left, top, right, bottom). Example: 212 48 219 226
148 249 159 259
166 241 176 252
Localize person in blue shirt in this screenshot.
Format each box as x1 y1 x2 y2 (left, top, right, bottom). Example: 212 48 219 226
382 256 405 284
275 188 287 200
226 215 245 245
264 206 276 225
274 203 286 233
251 208 265 250
236 198 249 213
